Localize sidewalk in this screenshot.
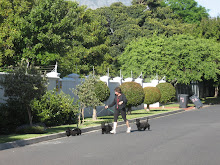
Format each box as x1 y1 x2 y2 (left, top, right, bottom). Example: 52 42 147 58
0 109 187 151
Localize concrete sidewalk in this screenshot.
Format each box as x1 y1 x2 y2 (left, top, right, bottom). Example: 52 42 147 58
0 109 186 151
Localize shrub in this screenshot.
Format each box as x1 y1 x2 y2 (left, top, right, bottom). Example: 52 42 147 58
15 123 47 134
156 82 176 104
31 90 78 127
0 101 29 134
94 80 110 102
143 87 161 111
120 82 144 114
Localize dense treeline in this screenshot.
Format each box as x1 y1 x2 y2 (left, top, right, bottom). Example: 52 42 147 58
0 0 219 79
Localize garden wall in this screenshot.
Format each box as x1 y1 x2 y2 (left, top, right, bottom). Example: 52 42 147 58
0 69 164 118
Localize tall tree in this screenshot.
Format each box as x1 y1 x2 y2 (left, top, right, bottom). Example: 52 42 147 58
190 17 220 42
73 75 102 121
119 34 220 84
165 0 209 23
60 8 110 76
20 0 86 67
0 0 34 67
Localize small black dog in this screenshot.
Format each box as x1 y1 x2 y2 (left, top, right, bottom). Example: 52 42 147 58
72 128 82 136
66 127 71 137
101 122 112 134
136 118 150 131
66 127 82 136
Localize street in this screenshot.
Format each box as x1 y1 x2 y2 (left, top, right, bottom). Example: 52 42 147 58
1 105 220 165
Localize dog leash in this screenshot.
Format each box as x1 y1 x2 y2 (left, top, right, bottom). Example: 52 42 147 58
96 107 114 116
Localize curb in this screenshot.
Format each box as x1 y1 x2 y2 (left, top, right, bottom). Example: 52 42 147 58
0 109 185 151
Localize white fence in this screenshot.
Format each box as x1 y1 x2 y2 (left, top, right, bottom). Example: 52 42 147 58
0 69 165 118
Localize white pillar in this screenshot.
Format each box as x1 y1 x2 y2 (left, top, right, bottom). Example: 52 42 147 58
135 77 143 87
100 76 110 86
112 76 122 85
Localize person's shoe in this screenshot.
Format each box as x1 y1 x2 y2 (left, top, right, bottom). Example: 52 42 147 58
110 122 117 134
126 127 131 133
110 129 116 134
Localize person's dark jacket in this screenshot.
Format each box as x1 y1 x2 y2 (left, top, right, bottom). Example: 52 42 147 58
108 94 127 110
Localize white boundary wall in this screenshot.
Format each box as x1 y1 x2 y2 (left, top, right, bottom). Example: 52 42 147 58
0 70 166 118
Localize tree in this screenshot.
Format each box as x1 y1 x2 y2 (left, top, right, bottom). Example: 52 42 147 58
0 60 47 126
59 7 110 76
73 75 103 122
94 80 110 102
132 0 163 10
143 87 161 111
0 0 34 67
156 82 176 105
20 0 86 67
165 0 209 23
191 17 220 42
119 34 220 84
120 82 144 114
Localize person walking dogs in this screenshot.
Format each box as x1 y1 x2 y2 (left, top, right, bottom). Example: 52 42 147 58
105 87 131 134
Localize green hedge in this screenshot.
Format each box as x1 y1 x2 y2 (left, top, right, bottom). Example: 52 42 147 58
143 87 161 105
120 82 144 108
156 83 176 104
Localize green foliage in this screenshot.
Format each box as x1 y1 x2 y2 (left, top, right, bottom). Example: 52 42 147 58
21 0 85 66
15 125 46 134
94 80 110 102
156 82 176 104
143 87 161 105
132 0 163 10
60 8 110 76
165 0 209 23
119 34 220 84
31 90 78 127
0 60 47 126
191 17 220 42
74 75 102 108
73 75 103 120
0 0 34 66
0 101 28 134
120 82 144 108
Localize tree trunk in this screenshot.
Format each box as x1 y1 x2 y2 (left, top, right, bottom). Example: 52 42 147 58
214 86 219 98
146 104 150 112
92 106 97 120
127 107 132 115
82 106 85 123
27 107 33 126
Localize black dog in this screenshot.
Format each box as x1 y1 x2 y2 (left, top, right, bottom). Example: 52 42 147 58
66 127 82 137
66 127 71 137
136 118 150 131
101 122 112 134
72 128 82 136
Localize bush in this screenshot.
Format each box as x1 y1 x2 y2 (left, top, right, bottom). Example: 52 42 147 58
143 87 161 111
15 124 47 134
94 80 110 102
156 82 176 104
120 82 144 114
31 90 78 127
0 101 29 134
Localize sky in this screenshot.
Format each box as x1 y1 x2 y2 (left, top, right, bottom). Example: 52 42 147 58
196 0 220 17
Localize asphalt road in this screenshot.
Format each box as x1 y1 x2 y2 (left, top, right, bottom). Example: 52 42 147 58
1 105 220 165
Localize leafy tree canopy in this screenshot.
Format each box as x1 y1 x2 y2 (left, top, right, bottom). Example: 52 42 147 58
165 0 209 23
119 34 220 84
